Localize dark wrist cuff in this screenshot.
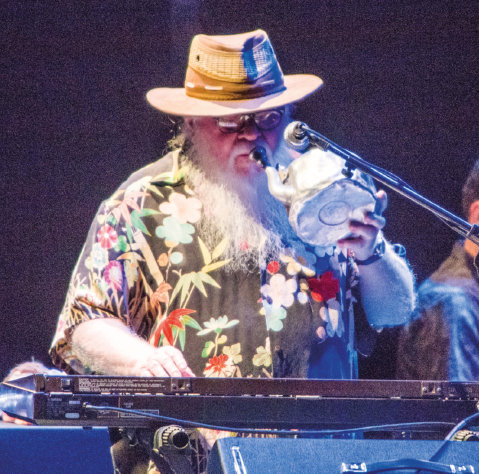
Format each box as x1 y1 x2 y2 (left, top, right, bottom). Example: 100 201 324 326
355 238 386 266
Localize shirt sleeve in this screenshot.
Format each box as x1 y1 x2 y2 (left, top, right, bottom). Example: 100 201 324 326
446 289 479 381
396 303 450 380
397 281 479 381
50 154 181 374
50 200 139 374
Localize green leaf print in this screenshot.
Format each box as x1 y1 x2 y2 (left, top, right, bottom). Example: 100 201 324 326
191 273 207 297
130 210 150 236
140 208 161 217
198 237 212 265
181 315 202 330
197 272 221 289
202 341 215 358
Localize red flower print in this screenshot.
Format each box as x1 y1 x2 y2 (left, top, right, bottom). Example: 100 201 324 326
307 271 340 302
104 261 123 291
151 308 195 346
205 354 229 375
267 261 280 274
97 224 118 249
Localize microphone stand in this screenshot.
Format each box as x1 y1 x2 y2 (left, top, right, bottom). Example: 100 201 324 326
298 123 479 247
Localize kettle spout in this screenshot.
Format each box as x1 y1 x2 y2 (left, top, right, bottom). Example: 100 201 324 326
248 146 294 204
265 167 294 204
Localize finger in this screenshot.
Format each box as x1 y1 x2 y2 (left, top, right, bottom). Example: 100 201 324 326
2 412 15 423
337 236 365 251
182 366 196 377
374 190 388 215
138 368 154 377
364 212 386 231
150 350 184 377
362 213 386 230
2 412 30 425
338 224 380 254
349 221 381 238
161 346 195 377
148 356 176 377
14 418 31 426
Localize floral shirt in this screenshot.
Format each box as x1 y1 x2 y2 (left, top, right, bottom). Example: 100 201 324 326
51 150 376 379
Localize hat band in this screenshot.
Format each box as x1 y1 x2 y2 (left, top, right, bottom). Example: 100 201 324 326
184 66 286 101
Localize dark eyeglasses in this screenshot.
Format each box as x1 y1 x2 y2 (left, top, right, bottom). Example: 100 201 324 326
216 107 284 133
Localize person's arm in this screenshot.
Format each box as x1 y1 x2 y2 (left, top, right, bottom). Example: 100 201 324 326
444 290 479 381
354 238 414 327
337 190 415 327
71 318 194 377
396 302 450 380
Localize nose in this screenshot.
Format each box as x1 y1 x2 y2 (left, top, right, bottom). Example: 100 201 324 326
238 117 261 140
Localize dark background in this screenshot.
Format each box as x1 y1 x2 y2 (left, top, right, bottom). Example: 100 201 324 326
2 0 479 380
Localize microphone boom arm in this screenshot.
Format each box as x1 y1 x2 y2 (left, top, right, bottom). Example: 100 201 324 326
298 123 479 246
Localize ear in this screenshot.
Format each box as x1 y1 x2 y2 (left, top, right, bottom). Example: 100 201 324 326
469 201 479 225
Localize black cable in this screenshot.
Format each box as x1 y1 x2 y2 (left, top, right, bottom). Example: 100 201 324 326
429 412 479 462
83 403 454 437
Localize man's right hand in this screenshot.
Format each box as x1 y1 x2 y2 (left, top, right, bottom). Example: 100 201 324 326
135 346 195 377
71 318 196 377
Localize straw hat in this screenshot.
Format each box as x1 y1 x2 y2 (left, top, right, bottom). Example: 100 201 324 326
146 30 323 117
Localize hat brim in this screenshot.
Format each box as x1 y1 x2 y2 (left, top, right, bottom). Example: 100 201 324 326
146 74 323 117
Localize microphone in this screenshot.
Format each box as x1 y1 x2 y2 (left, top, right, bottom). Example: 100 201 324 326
284 121 350 160
283 121 310 151
248 146 270 168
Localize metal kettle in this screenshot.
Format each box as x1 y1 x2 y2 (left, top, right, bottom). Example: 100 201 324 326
251 146 377 247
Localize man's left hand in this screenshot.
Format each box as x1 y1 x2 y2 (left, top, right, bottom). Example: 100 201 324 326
337 190 387 261
1 361 59 425
1 411 31 425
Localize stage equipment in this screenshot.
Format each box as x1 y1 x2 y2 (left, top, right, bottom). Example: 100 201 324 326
0 424 113 473
1 375 479 432
281 121 479 247
207 438 479 474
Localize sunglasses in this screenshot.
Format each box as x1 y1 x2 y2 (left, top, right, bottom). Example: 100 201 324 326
216 107 285 133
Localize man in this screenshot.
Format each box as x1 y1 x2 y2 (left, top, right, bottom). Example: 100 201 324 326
51 29 414 383
397 159 479 381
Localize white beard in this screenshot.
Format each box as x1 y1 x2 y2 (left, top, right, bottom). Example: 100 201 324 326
181 135 308 271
